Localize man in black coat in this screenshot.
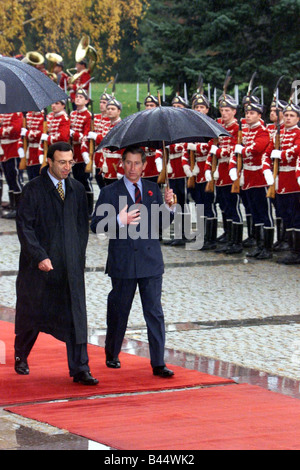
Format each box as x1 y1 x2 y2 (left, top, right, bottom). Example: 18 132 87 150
15 141 98 385
91 146 175 377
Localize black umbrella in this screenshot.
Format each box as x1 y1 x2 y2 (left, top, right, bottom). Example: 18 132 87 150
0 57 68 113
97 106 230 151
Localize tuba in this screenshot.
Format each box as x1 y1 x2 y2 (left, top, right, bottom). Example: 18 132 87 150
22 51 45 66
67 35 97 84
45 52 63 81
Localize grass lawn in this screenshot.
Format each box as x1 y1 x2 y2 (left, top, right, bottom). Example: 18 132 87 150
89 82 172 118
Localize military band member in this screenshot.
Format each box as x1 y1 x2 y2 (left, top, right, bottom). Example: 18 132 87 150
142 94 160 182
0 112 23 218
70 89 93 216
171 95 189 109
87 92 111 190
230 101 274 259
53 61 69 91
262 102 300 264
68 59 91 108
205 96 243 254
20 111 44 180
182 95 217 250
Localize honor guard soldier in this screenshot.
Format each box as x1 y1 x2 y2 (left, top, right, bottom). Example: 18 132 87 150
70 88 93 216
68 58 91 108
205 96 243 254
20 111 44 180
142 94 160 182
87 91 111 190
96 98 123 185
182 95 217 250
54 61 69 91
39 101 70 161
0 112 23 218
266 98 288 251
229 101 274 259
263 102 300 264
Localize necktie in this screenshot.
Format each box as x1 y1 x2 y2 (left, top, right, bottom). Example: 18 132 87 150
57 181 64 200
134 183 142 204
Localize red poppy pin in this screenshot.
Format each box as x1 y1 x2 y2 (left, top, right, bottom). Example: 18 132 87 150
148 190 153 197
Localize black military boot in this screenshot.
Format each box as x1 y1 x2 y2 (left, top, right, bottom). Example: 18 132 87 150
200 218 217 250
215 220 232 253
246 224 264 258
256 228 274 260
216 211 228 244
277 230 300 265
242 214 255 248
226 223 244 254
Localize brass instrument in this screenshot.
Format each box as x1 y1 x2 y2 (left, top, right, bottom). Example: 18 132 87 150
22 51 45 66
45 52 63 82
67 35 97 84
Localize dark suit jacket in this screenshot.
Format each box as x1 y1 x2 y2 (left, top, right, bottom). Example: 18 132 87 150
91 178 173 279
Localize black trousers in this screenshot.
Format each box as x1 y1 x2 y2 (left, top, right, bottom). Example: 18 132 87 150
14 330 90 377
106 275 166 368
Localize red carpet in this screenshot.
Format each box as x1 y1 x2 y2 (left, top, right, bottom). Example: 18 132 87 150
6 384 300 450
0 321 233 406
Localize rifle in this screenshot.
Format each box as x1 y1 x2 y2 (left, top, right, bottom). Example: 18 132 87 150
41 109 48 170
187 150 195 188
85 97 94 173
19 113 27 170
266 76 285 199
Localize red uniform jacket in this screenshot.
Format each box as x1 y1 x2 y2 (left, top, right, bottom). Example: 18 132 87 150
229 121 270 190
262 125 300 194
156 143 186 179
70 70 91 103
0 113 23 162
142 147 160 178
70 107 91 163
24 111 44 166
205 119 238 187
182 142 212 184
91 113 111 169
98 118 124 179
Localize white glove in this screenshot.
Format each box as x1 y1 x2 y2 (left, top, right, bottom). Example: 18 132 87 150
210 144 218 155
192 165 199 176
264 169 274 185
21 128 27 137
205 170 212 182
39 154 44 165
155 157 163 173
82 152 90 164
229 168 238 181
70 129 75 137
213 168 219 180
41 133 48 142
298 177 300 187
183 164 193 178
18 147 25 159
88 131 97 140
187 143 196 151
235 144 244 154
271 149 282 160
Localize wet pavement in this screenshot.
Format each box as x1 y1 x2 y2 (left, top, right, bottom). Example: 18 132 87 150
0 179 300 450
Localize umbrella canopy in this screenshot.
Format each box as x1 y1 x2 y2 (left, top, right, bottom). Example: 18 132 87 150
0 57 68 113
98 106 231 151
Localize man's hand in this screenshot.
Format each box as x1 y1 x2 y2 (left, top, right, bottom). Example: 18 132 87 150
38 258 54 272
164 187 174 206
119 204 141 226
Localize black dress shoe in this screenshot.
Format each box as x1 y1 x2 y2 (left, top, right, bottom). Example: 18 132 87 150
73 371 99 385
15 357 29 375
153 366 174 378
106 357 121 368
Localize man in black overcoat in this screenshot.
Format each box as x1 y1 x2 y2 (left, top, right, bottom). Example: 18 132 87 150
14 141 98 385
91 146 175 377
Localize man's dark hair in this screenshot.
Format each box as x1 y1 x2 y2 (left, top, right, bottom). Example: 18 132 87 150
122 146 146 164
47 142 74 161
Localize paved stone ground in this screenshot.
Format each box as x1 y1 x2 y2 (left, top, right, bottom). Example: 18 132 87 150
1 180 300 382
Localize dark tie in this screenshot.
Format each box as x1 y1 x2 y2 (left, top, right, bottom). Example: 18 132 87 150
57 181 64 200
134 183 142 204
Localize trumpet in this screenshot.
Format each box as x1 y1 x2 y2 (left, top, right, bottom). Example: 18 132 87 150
67 35 97 84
